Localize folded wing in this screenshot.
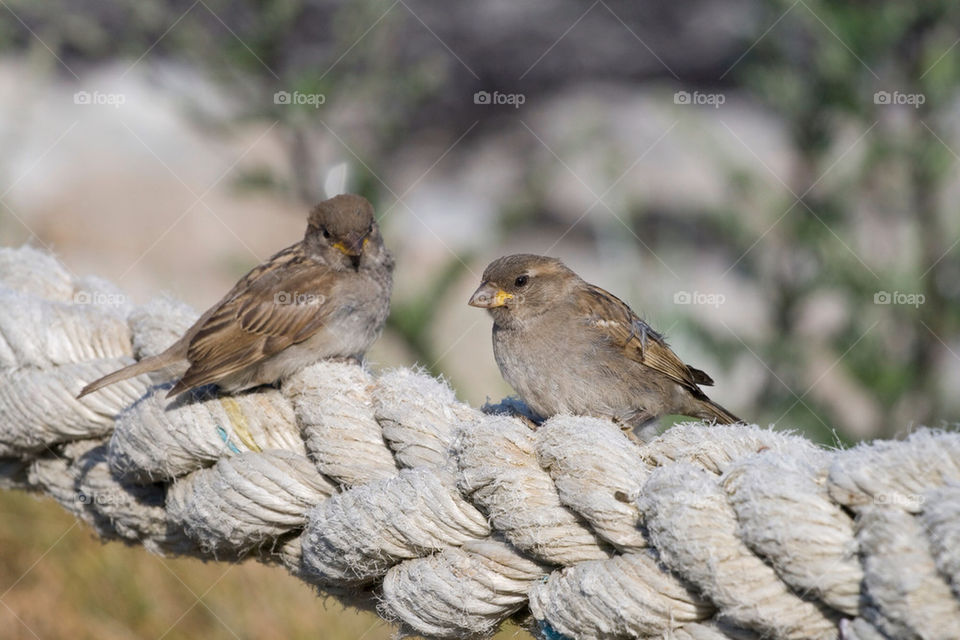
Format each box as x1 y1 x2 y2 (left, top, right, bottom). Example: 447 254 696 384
168 255 339 396
578 284 712 394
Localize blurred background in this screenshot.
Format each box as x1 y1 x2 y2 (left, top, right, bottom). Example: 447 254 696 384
1 0 958 637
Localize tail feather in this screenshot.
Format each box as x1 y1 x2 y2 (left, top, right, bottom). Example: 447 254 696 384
687 366 715 386
77 353 176 399
694 397 742 425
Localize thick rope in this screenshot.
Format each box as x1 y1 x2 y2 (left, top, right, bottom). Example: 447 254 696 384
2 245 959 639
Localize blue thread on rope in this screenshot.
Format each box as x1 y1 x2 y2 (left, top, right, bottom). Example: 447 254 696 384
537 622 572 640
216 426 242 454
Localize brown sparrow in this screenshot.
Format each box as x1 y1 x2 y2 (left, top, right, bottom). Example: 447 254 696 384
79 194 393 399
468 254 741 429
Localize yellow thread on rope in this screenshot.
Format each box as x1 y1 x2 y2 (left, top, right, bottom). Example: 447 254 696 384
220 396 262 452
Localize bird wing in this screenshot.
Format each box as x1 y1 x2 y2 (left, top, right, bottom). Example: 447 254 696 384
577 283 712 392
172 250 341 393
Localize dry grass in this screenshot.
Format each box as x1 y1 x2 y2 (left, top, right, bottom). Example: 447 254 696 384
0 491 532 640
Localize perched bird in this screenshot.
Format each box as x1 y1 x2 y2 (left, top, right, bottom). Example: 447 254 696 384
79 194 393 399
468 254 740 431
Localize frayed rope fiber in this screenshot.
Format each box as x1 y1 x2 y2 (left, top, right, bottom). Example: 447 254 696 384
2 245 960 640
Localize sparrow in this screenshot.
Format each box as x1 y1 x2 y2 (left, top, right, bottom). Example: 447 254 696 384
468 254 741 429
78 194 393 399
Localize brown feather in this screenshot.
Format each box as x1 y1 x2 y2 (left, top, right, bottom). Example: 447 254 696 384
578 284 707 394
688 366 714 386
167 244 342 397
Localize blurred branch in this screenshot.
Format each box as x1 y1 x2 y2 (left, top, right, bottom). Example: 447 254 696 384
386 254 473 377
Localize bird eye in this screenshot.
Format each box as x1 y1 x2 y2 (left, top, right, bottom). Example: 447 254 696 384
514 275 528 287
322 228 331 239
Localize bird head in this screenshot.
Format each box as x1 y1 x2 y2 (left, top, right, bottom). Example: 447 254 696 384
306 194 384 270
468 254 577 324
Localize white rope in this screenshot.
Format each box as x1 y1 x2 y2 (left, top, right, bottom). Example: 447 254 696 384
2 245 960 639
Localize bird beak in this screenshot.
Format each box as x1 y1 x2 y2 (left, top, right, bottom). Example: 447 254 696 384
333 233 370 268
468 282 514 308
333 234 368 256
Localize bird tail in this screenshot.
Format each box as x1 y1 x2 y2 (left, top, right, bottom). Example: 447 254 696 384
77 353 175 399
694 397 742 425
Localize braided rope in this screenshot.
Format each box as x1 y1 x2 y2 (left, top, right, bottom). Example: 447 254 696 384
2 245 960 639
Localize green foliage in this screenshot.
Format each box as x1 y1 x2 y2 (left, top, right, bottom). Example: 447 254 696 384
712 0 960 439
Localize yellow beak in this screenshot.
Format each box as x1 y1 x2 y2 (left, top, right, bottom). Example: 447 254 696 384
333 236 369 256
468 282 514 308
